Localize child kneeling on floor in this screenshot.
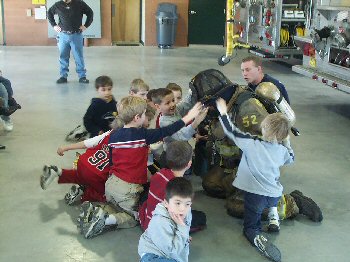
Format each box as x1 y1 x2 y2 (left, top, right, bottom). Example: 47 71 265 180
138 177 194 262
66 76 117 142
40 104 156 206
216 98 294 262
139 140 206 232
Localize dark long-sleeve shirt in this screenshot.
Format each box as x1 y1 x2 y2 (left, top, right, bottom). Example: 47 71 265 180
47 0 93 32
83 98 117 138
248 74 290 104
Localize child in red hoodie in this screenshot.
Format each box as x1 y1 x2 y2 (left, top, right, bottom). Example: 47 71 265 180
139 141 206 232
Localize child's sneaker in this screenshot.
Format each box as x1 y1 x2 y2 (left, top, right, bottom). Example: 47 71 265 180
78 202 95 222
268 219 280 232
254 234 281 262
77 201 95 232
82 207 108 239
65 125 89 142
2 118 13 131
64 185 84 205
40 165 60 190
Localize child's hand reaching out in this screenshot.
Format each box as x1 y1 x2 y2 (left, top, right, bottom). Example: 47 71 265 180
216 98 228 116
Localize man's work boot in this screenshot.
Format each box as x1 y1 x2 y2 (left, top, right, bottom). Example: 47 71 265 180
290 190 323 222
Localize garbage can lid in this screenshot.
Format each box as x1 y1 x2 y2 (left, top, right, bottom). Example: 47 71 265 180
156 3 178 15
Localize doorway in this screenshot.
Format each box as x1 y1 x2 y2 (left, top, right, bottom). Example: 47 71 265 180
111 0 140 45
188 0 226 45
0 0 4 45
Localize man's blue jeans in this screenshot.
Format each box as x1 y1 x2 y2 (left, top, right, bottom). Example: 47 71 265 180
140 253 177 262
243 191 280 244
57 32 86 79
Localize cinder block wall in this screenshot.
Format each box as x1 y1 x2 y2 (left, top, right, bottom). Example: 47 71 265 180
4 0 55 46
3 0 112 46
2 0 188 46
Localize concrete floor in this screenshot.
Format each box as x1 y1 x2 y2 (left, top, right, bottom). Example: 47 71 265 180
0 46 349 262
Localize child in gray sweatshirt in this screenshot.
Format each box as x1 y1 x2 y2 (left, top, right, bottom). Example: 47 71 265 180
154 88 207 150
216 98 294 262
138 177 193 262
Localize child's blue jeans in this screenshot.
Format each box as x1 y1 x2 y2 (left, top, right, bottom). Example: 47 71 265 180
243 191 280 244
0 83 10 122
140 253 177 262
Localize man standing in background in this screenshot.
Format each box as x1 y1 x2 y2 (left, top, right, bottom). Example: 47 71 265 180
48 0 93 84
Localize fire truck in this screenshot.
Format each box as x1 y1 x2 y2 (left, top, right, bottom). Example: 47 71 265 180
218 0 350 93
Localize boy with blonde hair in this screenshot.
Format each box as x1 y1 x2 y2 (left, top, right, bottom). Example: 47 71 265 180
41 104 157 207
129 78 149 100
81 96 204 238
216 98 294 262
